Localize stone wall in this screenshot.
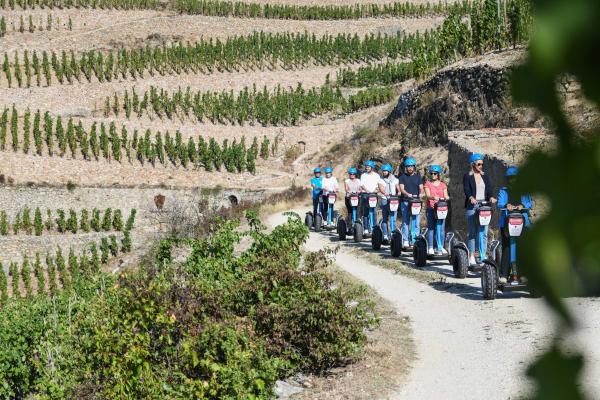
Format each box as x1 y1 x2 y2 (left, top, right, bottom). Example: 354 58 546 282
0 185 268 268
446 128 552 239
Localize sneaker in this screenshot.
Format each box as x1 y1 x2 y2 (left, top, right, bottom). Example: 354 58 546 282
499 277 508 284
364 229 370 235
402 240 410 248
440 248 448 255
434 250 443 256
427 247 434 256
469 256 476 265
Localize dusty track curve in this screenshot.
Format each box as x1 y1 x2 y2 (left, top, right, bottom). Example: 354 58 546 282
269 210 600 400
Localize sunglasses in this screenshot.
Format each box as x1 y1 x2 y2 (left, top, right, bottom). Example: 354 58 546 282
431 172 439 175
475 163 483 167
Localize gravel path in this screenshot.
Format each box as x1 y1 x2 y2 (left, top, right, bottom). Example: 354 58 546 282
269 210 600 400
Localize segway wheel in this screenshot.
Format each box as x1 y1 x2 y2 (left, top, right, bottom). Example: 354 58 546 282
305 212 313 229
390 232 402 257
452 247 469 279
481 262 498 300
353 222 363 243
413 238 427 268
314 214 323 232
371 226 383 250
338 218 347 241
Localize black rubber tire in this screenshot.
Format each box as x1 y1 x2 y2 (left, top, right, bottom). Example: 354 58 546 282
314 214 323 233
390 232 402 257
481 262 497 300
413 238 427 268
338 218 347 241
305 213 313 229
452 247 469 279
353 222 363 243
495 245 502 267
372 226 383 250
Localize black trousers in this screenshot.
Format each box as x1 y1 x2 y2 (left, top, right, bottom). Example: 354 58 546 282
500 228 511 278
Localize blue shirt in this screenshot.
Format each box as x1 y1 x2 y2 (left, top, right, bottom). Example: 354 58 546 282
399 173 422 199
310 177 323 199
497 187 533 228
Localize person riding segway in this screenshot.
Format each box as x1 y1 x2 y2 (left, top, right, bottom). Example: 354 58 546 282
305 167 323 230
481 166 534 299
321 167 339 230
372 163 399 250
356 160 380 242
451 153 498 278
397 157 424 251
413 165 451 267
338 167 361 240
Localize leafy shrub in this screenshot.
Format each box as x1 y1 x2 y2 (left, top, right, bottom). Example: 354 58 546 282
80 209 90 232
90 208 100 232
0 214 376 398
22 207 32 235
56 209 66 233
66 209 78 234
0 211 8 235
12 212 20 234
9 261 19 298
109 235 118 257
0 263 7 304
101 208 112 231
100 237 109 263
125 208 136 231
21 255 32 297
112 209 123 231
33 253 44 295
33 207 42 236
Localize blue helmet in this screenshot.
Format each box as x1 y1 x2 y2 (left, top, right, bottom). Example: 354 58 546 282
429 165 443 174
469 153 484 164
347 167 358 175
505 166 519 177
313 167 321 173
365 160 376 168
324 167 333 174
381 163 393 173
404 157 416 167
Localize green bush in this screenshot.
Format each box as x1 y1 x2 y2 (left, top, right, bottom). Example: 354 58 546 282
33 208 43 236
66 209 78 234
0 211 8 235
0 215 376 398
112 209 123 231
101 208 112 231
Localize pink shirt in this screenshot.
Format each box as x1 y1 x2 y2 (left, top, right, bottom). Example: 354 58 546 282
424 181 447 209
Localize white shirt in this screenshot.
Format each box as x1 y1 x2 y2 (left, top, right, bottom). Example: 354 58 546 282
321 176 339 192
360 172 380 193
378 174 398 199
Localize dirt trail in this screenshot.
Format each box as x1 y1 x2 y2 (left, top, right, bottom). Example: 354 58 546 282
269 210 600 400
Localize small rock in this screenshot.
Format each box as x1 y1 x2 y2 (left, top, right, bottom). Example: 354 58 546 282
275 380 304 398
60 107 91 118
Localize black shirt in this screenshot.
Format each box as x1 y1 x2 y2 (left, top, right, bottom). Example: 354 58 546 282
399 173 422 199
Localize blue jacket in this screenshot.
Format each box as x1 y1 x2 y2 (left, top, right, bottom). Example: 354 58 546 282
497 187 533 228
310 177 323 199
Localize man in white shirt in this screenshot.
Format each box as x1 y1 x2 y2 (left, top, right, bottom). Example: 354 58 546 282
359 160 380 234
321 167 338 226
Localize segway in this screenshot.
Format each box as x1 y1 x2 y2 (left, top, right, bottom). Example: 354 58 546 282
413 199 451 268
372 195 400 250
304 189 324 232
481 208 530 300
390 197 421 257
354 192 377 243
338 193 360 240
451 201 499 278
322 192 339 231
